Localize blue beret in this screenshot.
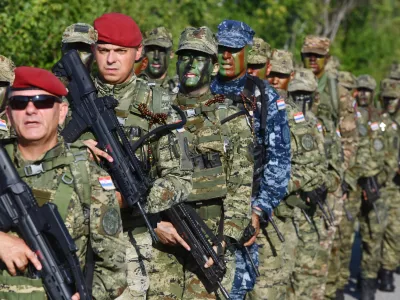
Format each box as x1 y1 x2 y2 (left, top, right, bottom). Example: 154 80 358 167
216 20 255 49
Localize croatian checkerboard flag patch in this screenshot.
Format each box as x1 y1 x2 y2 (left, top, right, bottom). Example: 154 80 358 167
392 123 398 131
99 176 116 190
370 122 379 131
277 99 286 110
294 112 305 123
0 119 7 131
317 123 323 132
336 129 341 138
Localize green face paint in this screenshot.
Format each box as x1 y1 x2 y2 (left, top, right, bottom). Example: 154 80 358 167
177 50 213 92
384 97 400 115
145 45 170 79
218 46 248 80
357 89 373 107
302 53 326 77
247 63 267 80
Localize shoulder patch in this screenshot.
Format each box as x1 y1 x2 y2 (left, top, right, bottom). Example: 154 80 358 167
392 123 398 131
356 111 362 119
0 119 8 131
317 123 323 132
336 129 341 138
99 176 116 190
294 112 305 123
277 99 286 110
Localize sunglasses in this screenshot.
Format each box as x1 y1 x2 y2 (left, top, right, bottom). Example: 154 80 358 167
8 95 62 110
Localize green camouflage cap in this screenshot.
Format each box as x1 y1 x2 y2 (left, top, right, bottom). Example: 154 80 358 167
356 74 377 91
380 78 400 98
176 26 218 57
389 63 400 80
0 55 16 84
62 23 98 45
248 37 271 64
288 67 318 92
301 35 330 55
143 27 173 48
338 71 356 89
270 49 294 75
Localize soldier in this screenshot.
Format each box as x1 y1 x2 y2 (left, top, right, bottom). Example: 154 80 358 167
349 75 385 300
210 20 291 298
86 13 190 299
376 78 400 293
146 25 252 299
0 66 126 299
142 26 178 93
0 55 15 139
61 23 98 71
338 71 357 93
247 37 271 80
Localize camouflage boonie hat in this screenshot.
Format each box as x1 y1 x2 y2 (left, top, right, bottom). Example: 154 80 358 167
216 20 255 49
270 49 294 75
62 23 98 45
356 74 377 91
389 63 400 80
248 37 271 64
380 78 400 98
143 26 173 48
176 27 218 57
338 71 356 89
301 35 330 55
0 55 16 84
288 68 318 93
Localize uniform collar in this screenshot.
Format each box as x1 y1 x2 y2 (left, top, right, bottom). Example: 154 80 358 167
210 73 248 96
175 90 213 107
94 73 137 99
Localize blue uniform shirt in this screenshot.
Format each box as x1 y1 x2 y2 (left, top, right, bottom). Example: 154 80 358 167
211 74 291 217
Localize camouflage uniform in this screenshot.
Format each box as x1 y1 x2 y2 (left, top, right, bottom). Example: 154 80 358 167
211 20 291 299
0 139 126 300
143 26 250 299
377 79 400 289
142 27 179 96
0 55 15 138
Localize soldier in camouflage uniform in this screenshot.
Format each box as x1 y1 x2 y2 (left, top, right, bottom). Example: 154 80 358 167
348 75 385 300
142 26 179 94
0 66 126 300
376 78 400 292
210 20 291 299
0 55 15 139
327 70 359 300
61 23 98 71
247 37 271 80
300 35 358 300
146 25 254 299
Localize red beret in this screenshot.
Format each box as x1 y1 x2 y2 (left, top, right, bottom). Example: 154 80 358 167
94 13 142 47
12 66 68 97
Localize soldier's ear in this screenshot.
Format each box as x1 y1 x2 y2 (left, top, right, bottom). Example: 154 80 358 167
266 61 272 77
212 63 220 76
58 101 69 126
290 71 295 81
135 45 143 61
169 51 174 59
141 57 149 72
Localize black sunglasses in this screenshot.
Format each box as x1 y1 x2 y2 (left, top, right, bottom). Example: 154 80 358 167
8 95 62 110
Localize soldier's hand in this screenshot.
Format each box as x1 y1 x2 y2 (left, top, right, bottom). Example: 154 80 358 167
155 221 191 251
71 293 80 300
205 241 226 269
244 212 260 247
0 232 42 276
83 139 114 163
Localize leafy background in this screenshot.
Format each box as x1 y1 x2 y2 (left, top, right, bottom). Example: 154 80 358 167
1 0 399 83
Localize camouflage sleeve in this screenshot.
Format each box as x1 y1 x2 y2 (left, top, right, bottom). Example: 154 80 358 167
252 83 291 216
86 162 127 299
224 110 253 241
145 132 193 214
338 86 358 171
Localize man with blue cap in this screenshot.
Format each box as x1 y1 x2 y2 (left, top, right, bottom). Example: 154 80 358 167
211 20 291 298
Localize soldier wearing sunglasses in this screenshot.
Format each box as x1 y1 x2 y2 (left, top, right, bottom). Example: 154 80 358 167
0 66 127 300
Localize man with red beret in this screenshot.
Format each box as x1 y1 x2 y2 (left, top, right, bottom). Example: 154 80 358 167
0 66 127 300
84 12 191 300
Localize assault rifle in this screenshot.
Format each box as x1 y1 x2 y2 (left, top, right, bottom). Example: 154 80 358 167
165 203 231 300
300 184 334 226
0 145 90 300
53 50 186 243
239 224 261 277
358 176 381 224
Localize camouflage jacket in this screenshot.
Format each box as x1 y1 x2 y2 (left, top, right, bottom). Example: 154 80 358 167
0 139 126 300
350 106 385 179
156 90 252 241
381 111 400 183
210 74 291 217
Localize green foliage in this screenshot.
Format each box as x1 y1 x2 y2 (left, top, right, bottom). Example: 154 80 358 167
0 0 398 82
